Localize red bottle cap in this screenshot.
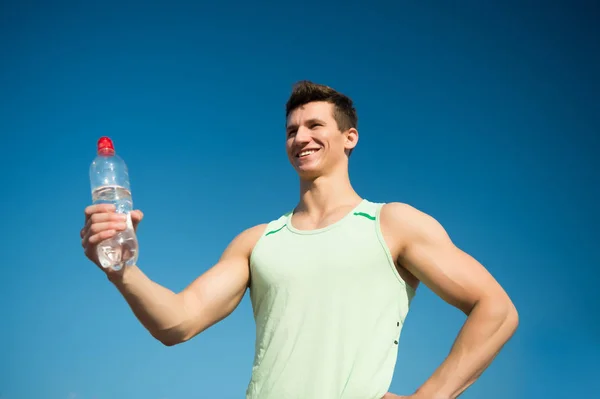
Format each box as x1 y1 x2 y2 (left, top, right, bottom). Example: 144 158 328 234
97 136 115 155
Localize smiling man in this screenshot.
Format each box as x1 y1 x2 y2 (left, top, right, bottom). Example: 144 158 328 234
81 81 518 398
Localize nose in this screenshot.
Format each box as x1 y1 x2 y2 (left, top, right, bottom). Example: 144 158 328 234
294 125 312 144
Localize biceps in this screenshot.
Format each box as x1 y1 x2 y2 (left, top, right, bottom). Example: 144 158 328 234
180 257 250 333
403 242 499 314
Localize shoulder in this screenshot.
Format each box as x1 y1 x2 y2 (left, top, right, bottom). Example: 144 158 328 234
380 202 436 227
221 223 269 260
240 223 271 241
380 202 451 248
222 208 292 259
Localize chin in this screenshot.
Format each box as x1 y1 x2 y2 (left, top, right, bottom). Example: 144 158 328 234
288 153 329 179
294 164 326 180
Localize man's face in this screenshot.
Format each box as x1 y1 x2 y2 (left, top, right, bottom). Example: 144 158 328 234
285 101 357 179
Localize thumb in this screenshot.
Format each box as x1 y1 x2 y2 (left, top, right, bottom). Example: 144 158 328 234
131 209 144 224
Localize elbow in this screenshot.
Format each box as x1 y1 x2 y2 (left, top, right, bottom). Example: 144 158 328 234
158 336 183 347
151 326 193 347
505 299 519 334
475 293 519 335
490 294 519 335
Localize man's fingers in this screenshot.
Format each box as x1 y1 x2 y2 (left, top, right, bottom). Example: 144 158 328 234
84 204 116 220
81 227 90 248
81 206 141 253
81 228 116 257
81 220 124 247
87 229 117 245
90 221 127 235
82 217 92 237
81 214 124 238
131 210 144 222
91 212 127 224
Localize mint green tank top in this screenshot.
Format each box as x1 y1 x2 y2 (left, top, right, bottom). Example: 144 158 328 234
246 199 416 398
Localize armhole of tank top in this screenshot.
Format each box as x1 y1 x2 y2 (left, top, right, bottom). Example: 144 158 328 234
249 217 285 276
374 202 416 297
249 224 269 276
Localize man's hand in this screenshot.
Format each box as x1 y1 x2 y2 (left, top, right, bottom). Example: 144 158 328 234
80 203 144 271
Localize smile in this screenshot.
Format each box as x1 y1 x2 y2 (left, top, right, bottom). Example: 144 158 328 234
296 148 320 158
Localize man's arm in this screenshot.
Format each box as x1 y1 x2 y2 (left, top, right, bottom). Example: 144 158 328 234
381 203 519 399
106 222 266 346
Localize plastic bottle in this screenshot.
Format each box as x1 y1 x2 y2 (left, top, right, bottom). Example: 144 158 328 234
89 136 138 271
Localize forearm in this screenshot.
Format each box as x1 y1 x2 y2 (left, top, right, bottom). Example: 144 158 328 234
108 265 191 345
415 298 519 399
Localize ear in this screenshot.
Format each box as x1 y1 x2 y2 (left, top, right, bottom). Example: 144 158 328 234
344 128 359 152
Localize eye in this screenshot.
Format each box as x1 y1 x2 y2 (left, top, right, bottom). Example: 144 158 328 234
310 123 322 129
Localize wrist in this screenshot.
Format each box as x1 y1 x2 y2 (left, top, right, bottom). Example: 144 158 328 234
413 386 450 399
106 264 136 286
414 394 449 399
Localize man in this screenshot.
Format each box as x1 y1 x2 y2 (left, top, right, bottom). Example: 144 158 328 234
80 81 518 398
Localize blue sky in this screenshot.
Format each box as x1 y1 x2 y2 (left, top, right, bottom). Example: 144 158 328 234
1 1 598 398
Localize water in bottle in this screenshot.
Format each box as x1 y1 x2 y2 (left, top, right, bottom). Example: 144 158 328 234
89 136 139 271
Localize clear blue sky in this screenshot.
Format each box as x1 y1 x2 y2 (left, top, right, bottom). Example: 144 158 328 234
1 1 598 398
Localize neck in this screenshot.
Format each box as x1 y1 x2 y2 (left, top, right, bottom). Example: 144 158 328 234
297 166 362 215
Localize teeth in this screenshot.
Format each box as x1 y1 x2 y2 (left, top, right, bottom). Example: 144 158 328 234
299 149 317 157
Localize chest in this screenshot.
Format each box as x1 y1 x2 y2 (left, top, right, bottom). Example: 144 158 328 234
250 227 389 292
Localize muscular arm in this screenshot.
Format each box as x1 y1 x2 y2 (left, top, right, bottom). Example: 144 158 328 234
381 203 518 399
109 224 267 346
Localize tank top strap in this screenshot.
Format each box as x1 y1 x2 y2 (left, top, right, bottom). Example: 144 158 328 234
350 199 383 222
261 212 290 238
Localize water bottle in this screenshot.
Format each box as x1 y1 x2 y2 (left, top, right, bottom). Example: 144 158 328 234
89 136 138 271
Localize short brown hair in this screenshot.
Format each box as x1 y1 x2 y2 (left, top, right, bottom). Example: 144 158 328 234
285 80 358 132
